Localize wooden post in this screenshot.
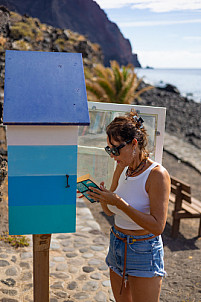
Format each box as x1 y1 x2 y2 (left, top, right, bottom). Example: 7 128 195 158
33 234 51 302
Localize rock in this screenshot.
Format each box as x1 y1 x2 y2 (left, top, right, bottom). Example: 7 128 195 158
77 274 87 281
20 252 32 260
67 281 78 290
23 283 33 292
102 280 111 287
52 256 65 262
0 299 18 302
73 292 89 299
11 256 17 263
79 248 88 253
90 272 102 280
88 258 103 266
0 260 10 267
82 266 94 273
1 278 16 287
20 272 32 281
94 291 107 302
81 252 94 259
56 234 71 240
5 267 18 276
50 272 69 279
82 280 99 291
68 266 79 274
19 262 30 269
50 299 58 302
157 83 180 94
60 240 72 247
55 263 68 271
90 245 105 251
65 252 78 258
50 281 64 289
0 253 8 258
54 291 68 298
98 264 108 271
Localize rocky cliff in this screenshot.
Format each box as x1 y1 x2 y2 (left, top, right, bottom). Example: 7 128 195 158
0 0 141 67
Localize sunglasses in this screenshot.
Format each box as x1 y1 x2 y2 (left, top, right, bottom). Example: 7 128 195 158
105 140 132 156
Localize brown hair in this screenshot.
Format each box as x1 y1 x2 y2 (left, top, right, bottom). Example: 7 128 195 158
106 109 149 158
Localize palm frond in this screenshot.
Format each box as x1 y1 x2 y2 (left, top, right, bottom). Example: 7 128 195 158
86 80 106 99
97 78 116 101
133 85 154 100
110 61 123 93
85 60 151 105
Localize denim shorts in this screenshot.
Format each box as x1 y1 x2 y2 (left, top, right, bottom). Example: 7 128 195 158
106 226 166 279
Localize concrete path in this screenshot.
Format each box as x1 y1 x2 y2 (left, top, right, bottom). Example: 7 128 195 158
164 132 201 173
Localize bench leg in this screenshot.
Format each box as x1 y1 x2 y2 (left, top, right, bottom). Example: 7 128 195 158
171 214 180 238
198 218 201 237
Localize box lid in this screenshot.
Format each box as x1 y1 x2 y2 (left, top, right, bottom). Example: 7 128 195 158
3 50 90 125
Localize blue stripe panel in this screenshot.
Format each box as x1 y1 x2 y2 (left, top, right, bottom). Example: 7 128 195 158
9 204 76 235
8 175 77 206
8 145 77 176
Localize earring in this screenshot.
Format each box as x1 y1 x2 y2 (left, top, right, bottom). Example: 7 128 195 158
132 148 136 157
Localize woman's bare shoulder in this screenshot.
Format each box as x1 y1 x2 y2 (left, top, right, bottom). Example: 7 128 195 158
150 164 170 183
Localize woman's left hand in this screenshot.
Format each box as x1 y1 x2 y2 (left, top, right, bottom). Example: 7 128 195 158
88 184 120 206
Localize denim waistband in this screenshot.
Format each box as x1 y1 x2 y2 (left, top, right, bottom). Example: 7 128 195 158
112 226 157 240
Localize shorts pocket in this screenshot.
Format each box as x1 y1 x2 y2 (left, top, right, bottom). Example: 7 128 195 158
128 240 152 253
127 240 153 271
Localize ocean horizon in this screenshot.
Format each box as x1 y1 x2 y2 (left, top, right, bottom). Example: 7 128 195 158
136 68 201 104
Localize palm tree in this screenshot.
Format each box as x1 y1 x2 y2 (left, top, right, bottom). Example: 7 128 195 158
85 61 153 104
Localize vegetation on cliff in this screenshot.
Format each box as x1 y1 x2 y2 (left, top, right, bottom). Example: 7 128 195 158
0 0 141 67
85 61 153 104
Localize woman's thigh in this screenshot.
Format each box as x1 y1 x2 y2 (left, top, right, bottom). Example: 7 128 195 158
110 269 132 302
128 275 162 302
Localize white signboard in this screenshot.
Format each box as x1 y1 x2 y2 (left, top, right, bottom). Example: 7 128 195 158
78 102 166 188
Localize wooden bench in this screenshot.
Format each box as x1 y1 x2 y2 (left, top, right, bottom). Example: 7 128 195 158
169 176 201 238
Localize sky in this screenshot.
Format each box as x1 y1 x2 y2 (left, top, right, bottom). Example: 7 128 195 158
95 0 201 68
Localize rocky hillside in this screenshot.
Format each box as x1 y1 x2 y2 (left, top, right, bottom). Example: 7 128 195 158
137 83 201 150
0 6 104 123
0 0 141 67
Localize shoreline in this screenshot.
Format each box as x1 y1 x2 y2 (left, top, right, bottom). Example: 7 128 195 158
136 67 201 104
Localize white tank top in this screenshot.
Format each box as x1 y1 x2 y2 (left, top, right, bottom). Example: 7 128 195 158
107 162 159 230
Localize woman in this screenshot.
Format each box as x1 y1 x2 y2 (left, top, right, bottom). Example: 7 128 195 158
88 110 170 302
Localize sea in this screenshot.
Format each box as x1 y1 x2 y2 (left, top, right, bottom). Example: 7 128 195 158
135 68 201 103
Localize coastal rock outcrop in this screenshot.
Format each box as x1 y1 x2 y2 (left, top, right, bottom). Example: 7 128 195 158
137 82 201 150
0 0 141 67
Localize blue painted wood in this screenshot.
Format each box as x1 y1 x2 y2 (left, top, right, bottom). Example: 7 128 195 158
9 204 76 235
8 145 77 176
3 50 90 125
8 175 77 206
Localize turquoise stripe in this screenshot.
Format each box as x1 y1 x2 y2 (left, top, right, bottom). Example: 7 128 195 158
8 175 77 206
8 145 77 176
9 204 76 235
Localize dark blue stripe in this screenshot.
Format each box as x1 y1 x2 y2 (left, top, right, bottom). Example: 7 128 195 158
8 175 77 206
